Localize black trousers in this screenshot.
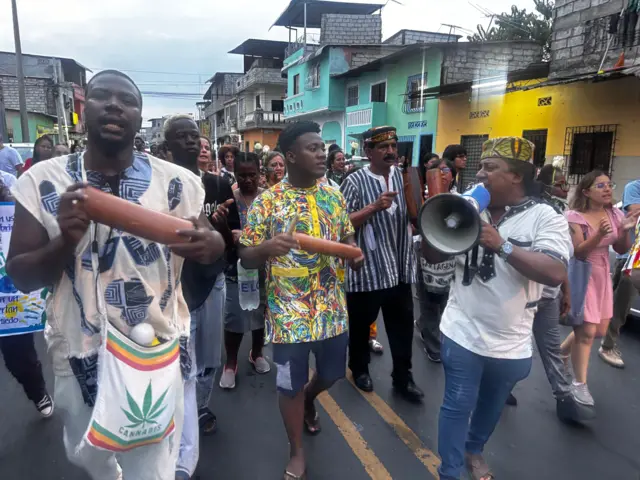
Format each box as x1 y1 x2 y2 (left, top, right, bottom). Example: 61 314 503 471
347 283 414 385
0 333 47 403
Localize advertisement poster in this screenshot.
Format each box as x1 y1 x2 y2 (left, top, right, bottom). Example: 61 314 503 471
0 203 47 337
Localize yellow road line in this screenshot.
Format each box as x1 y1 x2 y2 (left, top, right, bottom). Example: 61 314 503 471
347 372 441 477
317 390 393 480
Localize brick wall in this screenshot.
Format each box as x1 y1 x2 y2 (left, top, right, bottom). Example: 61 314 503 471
208 74 243 115
551 0 636 77
441 42 543 84
347 46 403 70
0 76 56 115
320 14 382 45
384 30 459 45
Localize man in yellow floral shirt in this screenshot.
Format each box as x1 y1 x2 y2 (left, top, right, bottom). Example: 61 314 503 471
239 121 362 479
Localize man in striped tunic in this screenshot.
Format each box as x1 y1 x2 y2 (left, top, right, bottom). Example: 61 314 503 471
340 126 424 403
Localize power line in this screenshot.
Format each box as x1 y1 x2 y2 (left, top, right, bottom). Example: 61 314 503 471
88 67 211 76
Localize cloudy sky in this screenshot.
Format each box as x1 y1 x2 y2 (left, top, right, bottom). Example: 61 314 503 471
0 0 535 124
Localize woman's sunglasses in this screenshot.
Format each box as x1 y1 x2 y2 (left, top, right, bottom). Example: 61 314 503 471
440 167 452 174
591 181 616 190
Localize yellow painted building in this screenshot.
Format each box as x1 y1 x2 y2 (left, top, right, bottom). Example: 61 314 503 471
435 75 640 190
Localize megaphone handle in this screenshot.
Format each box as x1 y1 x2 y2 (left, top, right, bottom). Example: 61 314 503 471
470 245 479 269
462 253 471 286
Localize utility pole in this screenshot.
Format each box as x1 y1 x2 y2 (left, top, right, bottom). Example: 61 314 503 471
11 0 30 142
53 60 69 145
0 95 7 141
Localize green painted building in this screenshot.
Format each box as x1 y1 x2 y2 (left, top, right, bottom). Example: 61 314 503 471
337 44 444 166
6 110 58 144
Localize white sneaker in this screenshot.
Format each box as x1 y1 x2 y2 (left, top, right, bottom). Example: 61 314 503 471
571 382 595 407
35 393 54 418
598 346 625 369
219 367 237 389
249 350 271 374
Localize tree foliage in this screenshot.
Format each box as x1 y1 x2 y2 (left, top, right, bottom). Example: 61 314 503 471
468 1 554 59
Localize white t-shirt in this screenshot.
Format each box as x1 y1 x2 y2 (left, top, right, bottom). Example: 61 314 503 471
0 171 17 189
0 145 24 176
440 199 572 359
12 152 204 383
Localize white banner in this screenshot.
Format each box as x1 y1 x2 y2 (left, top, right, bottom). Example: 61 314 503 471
0 203 47 337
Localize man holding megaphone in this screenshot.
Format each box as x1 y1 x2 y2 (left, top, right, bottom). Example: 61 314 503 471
421 137 573 480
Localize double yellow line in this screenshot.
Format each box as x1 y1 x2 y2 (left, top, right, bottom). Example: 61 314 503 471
316 371 441 479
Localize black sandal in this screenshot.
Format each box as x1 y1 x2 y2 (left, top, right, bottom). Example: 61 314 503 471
198 407 217 435
304 410 321 435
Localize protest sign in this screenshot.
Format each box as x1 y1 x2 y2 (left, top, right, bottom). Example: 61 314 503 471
0 202 47 337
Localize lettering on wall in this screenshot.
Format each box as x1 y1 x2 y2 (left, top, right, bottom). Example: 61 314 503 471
408 120 427 129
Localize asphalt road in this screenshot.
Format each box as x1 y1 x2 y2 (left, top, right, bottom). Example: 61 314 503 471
2 316 640 480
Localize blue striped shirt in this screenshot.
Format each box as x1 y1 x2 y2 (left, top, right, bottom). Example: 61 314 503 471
341 166 417 292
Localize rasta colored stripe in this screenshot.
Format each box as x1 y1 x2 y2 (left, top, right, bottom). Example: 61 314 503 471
87 419 175 452
106 332 179 371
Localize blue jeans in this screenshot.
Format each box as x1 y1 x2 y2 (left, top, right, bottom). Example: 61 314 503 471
438 335 532 480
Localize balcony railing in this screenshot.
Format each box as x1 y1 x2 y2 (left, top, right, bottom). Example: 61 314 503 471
346 108 372 127
345 103 387 133
243 110 286 129
285 33 321 58
235 68 286 93
215 119 239 139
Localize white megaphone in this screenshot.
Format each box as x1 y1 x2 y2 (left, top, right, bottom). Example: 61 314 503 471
418 171 491 256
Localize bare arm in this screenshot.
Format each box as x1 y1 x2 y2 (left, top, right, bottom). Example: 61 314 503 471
480 220 567 287
506 248 567 287
6 202 76 292
570 223 603 261
349 204 380 229
238 234 298 270
612 210 640 255
349 192 398 229
169 211 226 265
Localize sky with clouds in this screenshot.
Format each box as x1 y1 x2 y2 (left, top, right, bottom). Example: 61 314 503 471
0 0 535 124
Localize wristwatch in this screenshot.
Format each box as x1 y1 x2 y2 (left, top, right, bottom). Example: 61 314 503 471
498 241 514 260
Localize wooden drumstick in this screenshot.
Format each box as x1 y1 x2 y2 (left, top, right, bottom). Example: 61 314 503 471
286 214 299 235
426 168 444 198
82 186 193 245
293 233 363 260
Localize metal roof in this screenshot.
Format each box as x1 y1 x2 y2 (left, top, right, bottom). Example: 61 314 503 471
228 39 289 59
205 72 243 84
0 50 91 72
271 0 384 29
418 62 551 99
520 65 640 90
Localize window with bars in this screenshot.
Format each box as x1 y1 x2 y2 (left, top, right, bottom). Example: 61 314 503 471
347 85 359 107
460 134 489 189
523 129 548 167
371 81 386 102
564 125 617 184
405 73 426 113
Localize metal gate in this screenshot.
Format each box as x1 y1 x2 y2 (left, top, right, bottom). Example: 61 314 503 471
460 134 489 189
